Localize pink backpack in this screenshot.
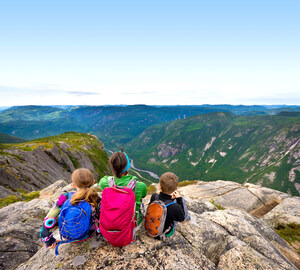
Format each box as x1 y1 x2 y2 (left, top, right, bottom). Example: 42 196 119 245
99 177 137 247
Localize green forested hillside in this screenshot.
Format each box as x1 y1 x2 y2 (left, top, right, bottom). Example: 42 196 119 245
126 112 300 195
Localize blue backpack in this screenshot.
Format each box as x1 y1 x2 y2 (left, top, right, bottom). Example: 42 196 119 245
55 194 93 255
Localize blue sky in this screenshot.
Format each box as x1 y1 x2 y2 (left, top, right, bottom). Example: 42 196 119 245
0 0 299 106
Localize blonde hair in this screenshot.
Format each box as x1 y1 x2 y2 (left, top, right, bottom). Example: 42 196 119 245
70 168 98 208
159 172 178 194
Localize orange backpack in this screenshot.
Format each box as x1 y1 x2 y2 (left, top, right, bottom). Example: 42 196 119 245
144 195 176 240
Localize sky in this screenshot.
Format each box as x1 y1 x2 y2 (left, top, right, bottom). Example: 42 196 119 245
0 0 299 106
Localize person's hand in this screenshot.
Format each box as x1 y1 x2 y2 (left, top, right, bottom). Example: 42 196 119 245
171 190 182 199
171 191 179 199
48 240 60 249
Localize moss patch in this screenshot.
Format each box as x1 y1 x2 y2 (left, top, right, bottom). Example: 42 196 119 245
209 197 225 210
22 190 40 201
18 142 54 151
178 180 199 187
0 190 40 208
0 195 20 207
68 155 80 169
147 185 157 195
275 223 300 255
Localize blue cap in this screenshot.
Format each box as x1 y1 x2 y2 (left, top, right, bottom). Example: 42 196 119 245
121 152 130 173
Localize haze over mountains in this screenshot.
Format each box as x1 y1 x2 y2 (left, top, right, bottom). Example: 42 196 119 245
0 105 299 196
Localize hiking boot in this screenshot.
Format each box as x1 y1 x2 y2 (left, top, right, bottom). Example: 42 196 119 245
184 215 191 223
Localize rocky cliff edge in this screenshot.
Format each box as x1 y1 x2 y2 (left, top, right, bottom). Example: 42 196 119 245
0 180 297 270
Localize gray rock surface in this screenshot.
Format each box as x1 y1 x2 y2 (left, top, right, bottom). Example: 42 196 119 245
262 196 300 227
16 207 299 270
0 181 298 270
180 180 293 214
0 181 74 270
0 185 15 198
0 198 52 270
13 182 300 270
200 209 299 269
39 180 71 201
245 183 291 203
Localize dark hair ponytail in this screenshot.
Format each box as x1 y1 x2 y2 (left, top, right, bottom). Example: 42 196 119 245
109 151 128 178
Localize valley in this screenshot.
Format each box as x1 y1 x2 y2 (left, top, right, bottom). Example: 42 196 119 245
0 105 299 196
126 112 300 196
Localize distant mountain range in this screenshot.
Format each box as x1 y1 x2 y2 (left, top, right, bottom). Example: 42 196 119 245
0 104 300 149
0 106 84 140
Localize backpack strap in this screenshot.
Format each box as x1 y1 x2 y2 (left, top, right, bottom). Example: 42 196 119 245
127 179 138 221
164 201 176 208
153 193 176 206
160 200 177 241
108 176 116 187
55 240 71 255
108 177 136 192
159 197 177 241
127 178 137 193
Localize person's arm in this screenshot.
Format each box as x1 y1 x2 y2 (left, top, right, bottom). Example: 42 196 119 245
130 176 147 198
40 192 69 248
93 196 102 233
175 196 184 208
94 196 101 218
175 196 189 221
172 203 185 222
140 182 147 198
171 191 185 221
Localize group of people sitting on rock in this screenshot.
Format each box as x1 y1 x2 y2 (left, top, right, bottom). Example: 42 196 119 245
40 150 190 255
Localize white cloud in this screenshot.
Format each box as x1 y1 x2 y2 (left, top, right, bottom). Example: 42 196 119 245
65 91 101 96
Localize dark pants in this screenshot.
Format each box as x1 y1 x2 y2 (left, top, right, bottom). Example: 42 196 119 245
166 197 189 237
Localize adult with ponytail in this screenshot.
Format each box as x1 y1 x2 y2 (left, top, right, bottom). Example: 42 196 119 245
99 150 147 226
40 168 101 252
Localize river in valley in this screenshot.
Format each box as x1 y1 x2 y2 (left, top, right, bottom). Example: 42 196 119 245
129 160 159 180
106 149 159 180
